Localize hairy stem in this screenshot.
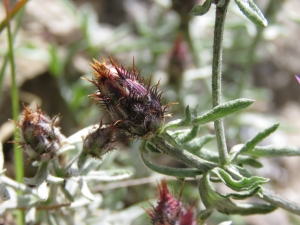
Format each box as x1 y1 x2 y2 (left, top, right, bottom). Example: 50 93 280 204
212 0 230 165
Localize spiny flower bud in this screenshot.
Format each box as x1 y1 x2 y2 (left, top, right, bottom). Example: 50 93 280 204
17 105 64 162
86 57 167 137
147 180 197 225
82 125 116 159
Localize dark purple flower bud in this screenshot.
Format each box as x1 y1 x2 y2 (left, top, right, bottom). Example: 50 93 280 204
17 106 64 162
86 57 168 137
82 125 116 159
147 180 197 225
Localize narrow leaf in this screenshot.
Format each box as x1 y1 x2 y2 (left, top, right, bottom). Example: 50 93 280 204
47 175 64 184
193 99 254 126
212 167 268 191
221 186 261 200
172 125 200 144
182 135 215 154
241 123 280 153
235 0 268 27
79 178 94 201
189 0 212 16
84 170 132 182
0 183 10 202
245 145 300 158
161 105 194 131
198 172 276 217
140 146 202 178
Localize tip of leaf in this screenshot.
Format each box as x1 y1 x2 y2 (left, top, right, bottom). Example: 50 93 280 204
262 19 268 27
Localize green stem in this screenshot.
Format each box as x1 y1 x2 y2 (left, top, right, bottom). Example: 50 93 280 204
211 0 230 165
5 0 22 183
0 6 24 100
150 135 217 172
4 1 23 223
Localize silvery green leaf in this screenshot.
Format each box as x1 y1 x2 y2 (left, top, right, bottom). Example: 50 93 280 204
23 162 48 186
245 145 300 158
235 0 268 27
218 221 232 225
0 182 10 202
238 123 280 155
0 194 39 213
47 175 64 184
198 172 276 217
68 164 80 177
79 178 94 201
23 162 49 201
36 181 48 201
182 135 215 154
25 207 36 224
212 167 268 191
140 146 202 178
193 99 254 126
84 170 132 182
70 194 102 208
66 124 99 145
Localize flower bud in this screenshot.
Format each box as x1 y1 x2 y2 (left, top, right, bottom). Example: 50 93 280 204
18 106 64 162
82 125 115 159
147 180 197 225
87 57 167 137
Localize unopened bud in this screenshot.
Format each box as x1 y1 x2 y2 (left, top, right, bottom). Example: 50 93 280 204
147 180 197 225
82 125 115 159
86 57 168 137
18 106 63 162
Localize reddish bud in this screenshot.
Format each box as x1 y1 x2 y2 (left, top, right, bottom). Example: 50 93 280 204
17 106 64 162
147 180 197 225
86 57 167 137
82 125 116 159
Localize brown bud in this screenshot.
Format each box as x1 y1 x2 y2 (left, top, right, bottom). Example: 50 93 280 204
18 106 64 162
86 57 168 137
82 125 116 159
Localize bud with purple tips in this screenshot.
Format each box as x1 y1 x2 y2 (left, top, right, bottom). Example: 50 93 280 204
86 57 167 137
147 180 197 225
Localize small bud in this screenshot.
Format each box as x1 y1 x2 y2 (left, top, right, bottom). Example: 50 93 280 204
82 125 115 159
147 180 197 225
86 57 168 137
17 105 63 162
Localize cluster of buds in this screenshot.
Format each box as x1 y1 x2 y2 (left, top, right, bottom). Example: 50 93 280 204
86 57 168 138
17 105 64 162
147 180 197 225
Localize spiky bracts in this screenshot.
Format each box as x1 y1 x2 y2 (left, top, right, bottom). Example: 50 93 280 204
17 105 64 162
87 56 168 137
147 180 197 225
